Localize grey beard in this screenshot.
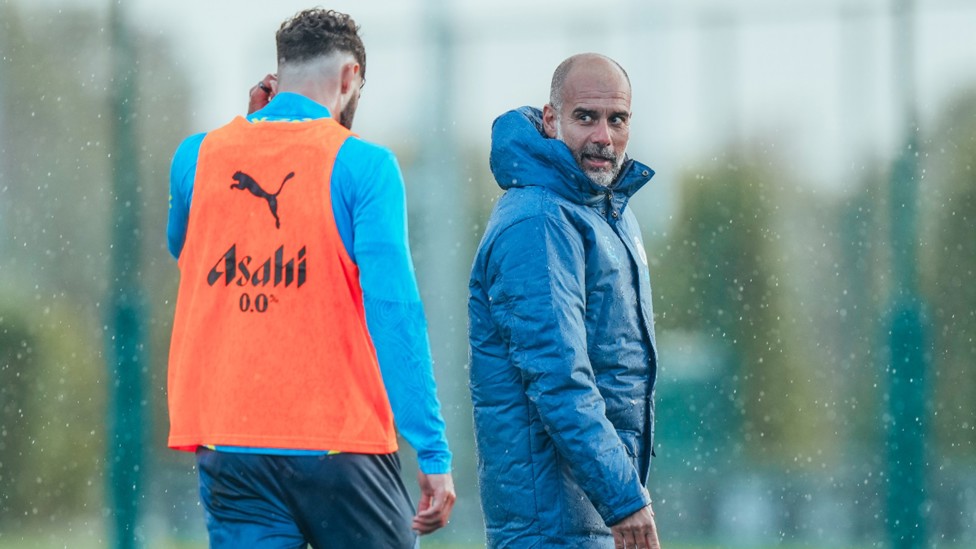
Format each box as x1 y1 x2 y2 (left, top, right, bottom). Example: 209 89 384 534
556 120 622 187
586 166 617 187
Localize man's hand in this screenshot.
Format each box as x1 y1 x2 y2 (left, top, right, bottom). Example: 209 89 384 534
610 504 660 549
412 471 456 535
247 73 277 114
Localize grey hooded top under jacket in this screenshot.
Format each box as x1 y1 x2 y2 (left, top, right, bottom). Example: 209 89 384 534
468 107 659 548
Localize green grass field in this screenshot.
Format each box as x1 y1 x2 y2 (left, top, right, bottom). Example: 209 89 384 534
0 535 890 549
2 527 968 549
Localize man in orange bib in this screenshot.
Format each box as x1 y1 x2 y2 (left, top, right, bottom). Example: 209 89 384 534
166 9 455 547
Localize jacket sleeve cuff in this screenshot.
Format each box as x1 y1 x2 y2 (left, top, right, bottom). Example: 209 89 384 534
418 453 453 475
601 485 652 526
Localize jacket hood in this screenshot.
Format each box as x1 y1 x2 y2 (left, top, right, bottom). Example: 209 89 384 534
489 106 655 205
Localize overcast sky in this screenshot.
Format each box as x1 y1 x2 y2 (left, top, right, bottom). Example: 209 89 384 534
14 0 976 204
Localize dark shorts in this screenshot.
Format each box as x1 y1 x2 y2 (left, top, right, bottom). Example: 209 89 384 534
196 448 418 549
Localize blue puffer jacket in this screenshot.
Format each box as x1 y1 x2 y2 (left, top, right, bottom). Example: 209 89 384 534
468 107 659 548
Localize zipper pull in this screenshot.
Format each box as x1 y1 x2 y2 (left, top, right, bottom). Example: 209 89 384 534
607 190 619 219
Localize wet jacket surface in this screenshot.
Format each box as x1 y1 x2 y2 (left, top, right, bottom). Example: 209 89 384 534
468 107 659 548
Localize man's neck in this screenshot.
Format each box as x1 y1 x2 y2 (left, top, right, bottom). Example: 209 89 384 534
276 82 340 116
276 56 347 116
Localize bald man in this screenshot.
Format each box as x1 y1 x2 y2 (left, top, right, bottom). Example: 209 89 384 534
469 54 661 548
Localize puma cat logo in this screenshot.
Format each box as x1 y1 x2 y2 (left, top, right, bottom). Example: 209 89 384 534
230 171 296 228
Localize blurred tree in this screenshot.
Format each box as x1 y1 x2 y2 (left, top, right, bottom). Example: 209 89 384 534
0 3 191 538
922 89 976 461
0 307 37 531
0 4 112 532
831 170 890 447
0 297 106 532
652 146 820 467
647 142 893 542
819 163 892 541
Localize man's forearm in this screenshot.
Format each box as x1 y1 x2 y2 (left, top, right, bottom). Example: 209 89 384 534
364 295 452 473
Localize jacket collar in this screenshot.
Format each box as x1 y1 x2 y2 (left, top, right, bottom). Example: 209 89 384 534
489 106 654 207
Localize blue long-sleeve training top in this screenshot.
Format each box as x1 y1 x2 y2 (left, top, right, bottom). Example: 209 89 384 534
167 92 452 474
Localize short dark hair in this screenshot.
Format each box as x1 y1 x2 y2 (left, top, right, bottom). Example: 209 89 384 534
276 9 366 79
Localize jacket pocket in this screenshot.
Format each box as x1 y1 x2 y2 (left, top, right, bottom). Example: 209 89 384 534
617 429 640 463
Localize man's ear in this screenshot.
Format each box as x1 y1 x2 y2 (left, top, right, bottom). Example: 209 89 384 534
339 62 360 95
542 104 558 138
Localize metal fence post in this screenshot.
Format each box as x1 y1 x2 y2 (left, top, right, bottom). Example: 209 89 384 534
107 2 147 548
885 1 928 547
